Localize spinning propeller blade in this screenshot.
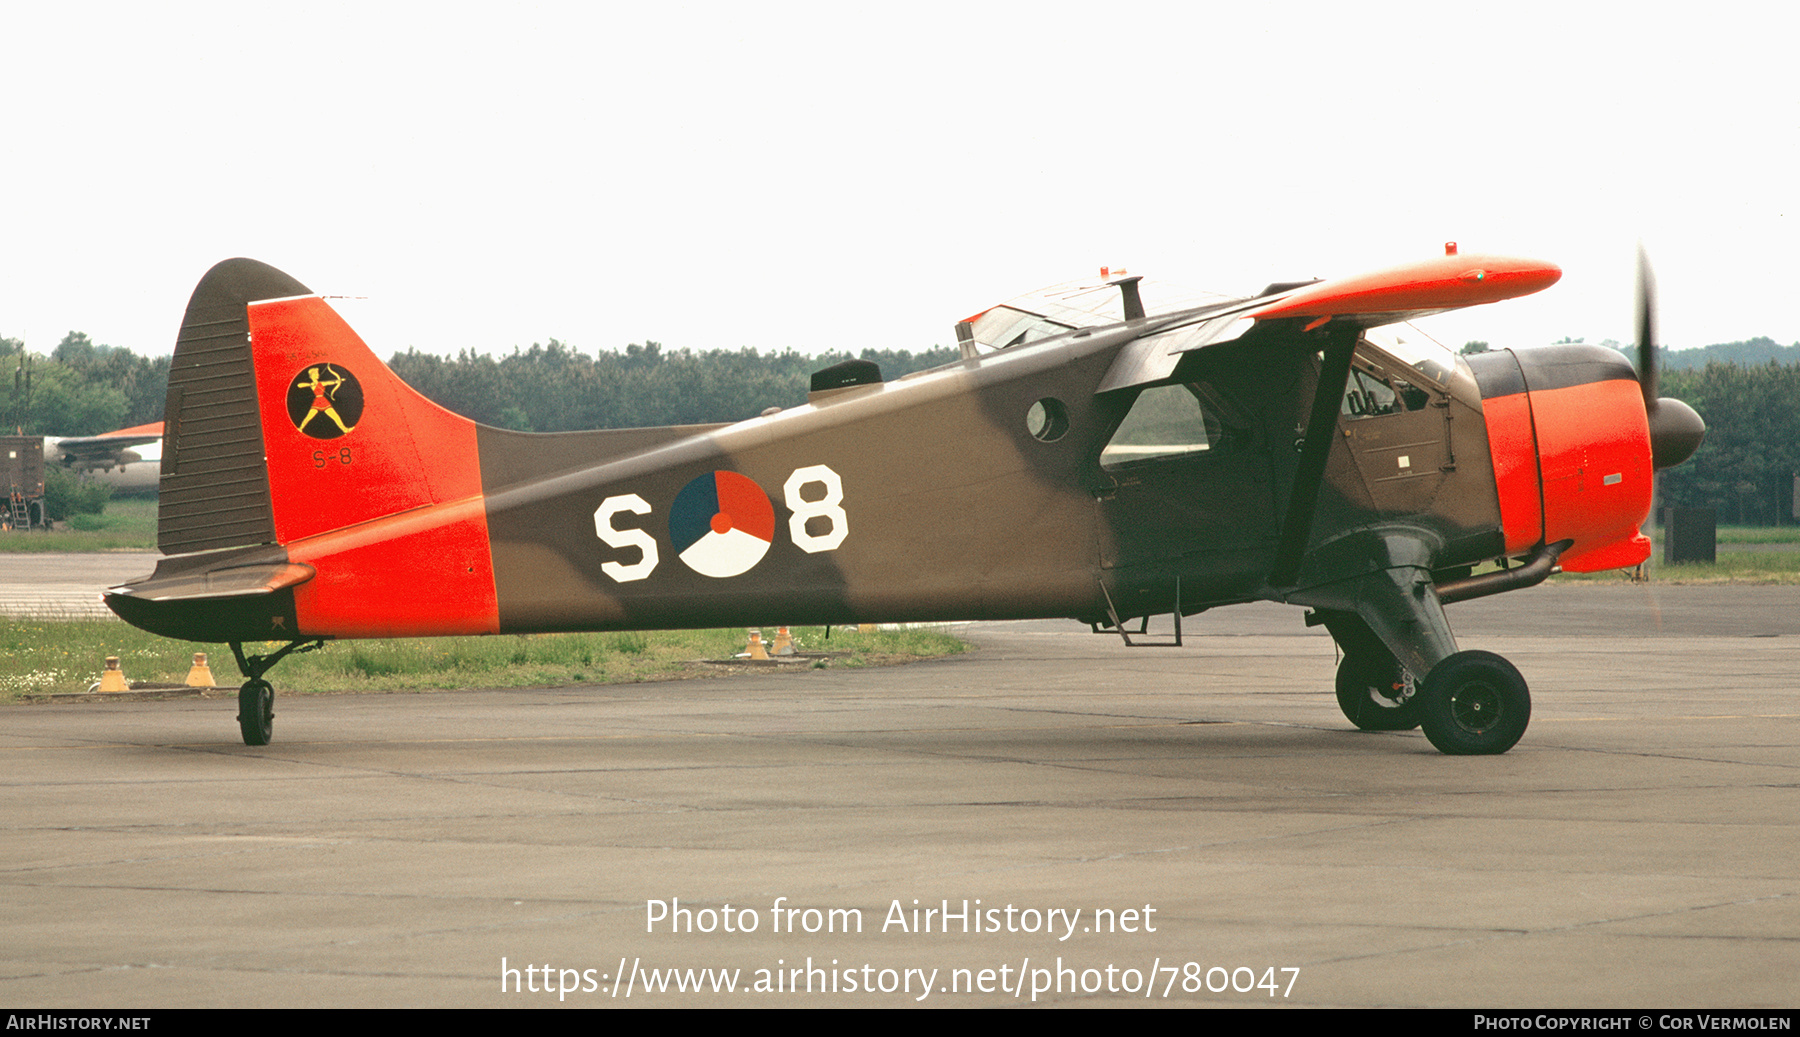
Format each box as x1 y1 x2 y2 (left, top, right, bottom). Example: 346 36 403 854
1637 247 1706 469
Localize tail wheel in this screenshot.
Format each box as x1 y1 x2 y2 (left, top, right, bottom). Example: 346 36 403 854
237 679 274 746
1335 653 1421 731
1419 651 1530 755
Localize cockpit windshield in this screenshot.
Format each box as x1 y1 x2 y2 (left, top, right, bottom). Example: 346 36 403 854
1357 325 1480 407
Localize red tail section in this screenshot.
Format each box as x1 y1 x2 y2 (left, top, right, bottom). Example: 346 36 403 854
245 295 501 637
248 296 481 540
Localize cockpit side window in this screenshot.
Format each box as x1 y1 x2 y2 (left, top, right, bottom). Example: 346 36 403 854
1341 357 1430 420
1101 382 1233 469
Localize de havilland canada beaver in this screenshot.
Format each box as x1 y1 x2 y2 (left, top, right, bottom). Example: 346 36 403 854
105 245 1703 753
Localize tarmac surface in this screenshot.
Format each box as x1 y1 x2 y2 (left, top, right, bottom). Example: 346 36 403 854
0 552 155 617
1 563 1797 1008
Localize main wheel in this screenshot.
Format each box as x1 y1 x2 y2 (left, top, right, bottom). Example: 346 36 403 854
1418 651 1529 755
1335 653 1421 731
238 679 273 746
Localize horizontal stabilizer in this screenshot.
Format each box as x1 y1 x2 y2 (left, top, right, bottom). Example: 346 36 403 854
109 560 315 602
105 546 312 642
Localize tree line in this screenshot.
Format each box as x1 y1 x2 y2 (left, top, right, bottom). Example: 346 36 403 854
2 333 168 435
0 333 960 436
1656 362 1800 524
3 330 1797 523
385 340 962 431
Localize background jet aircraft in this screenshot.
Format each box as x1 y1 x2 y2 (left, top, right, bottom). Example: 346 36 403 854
105 248 1703 753
46 423 164 495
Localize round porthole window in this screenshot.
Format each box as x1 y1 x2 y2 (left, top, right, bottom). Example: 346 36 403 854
1027 398 1070 442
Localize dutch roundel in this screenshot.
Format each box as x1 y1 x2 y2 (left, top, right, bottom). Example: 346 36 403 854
668 471 776 578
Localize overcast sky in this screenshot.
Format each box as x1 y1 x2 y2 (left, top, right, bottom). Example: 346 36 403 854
3 2 1792 362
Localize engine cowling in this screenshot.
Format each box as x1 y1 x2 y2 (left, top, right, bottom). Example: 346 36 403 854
1468 345 1660 573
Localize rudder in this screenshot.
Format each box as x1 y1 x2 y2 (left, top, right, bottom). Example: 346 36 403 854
244 289 484 545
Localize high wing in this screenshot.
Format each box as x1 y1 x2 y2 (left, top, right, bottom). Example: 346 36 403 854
967 246 1563 392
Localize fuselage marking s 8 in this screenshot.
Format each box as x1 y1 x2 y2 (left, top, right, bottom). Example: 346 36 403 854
593 464 848 582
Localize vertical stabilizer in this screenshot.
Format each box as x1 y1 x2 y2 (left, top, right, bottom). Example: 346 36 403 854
159 259 312 555
122 259 501 639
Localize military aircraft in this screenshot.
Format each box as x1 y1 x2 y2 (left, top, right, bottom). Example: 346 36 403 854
46 423 164 494
104 247 1704 753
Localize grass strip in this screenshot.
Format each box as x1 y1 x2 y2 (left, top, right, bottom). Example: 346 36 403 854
1548 551 1800 585
0 619 967 701
0 499 158 552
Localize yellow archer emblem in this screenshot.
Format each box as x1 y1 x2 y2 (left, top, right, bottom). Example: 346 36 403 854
295 365 357 436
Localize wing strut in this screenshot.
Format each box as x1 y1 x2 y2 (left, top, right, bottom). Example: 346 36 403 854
1269 328 1358 587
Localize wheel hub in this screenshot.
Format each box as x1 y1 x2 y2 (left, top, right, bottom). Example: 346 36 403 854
1450 681 1502 733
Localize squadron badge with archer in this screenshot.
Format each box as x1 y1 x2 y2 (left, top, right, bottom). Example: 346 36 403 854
288 363 363 439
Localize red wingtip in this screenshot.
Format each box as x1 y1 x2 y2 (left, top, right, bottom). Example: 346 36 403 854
1249 253 1562 322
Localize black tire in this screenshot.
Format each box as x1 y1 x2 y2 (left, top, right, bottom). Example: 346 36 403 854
1418 650 1529 755
1335 652 1421 731
238 679 273 746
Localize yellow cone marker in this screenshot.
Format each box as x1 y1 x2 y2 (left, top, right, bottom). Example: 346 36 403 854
744 629 770 660
97 656 129 693
185 652 216 688
771 626 796 656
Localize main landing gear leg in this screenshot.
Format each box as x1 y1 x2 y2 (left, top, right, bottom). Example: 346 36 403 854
1301 565 1531 755
228 640 325 746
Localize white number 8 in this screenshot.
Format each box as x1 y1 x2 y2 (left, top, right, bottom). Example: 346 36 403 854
784 464 848 553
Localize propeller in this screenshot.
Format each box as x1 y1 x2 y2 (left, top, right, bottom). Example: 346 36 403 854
1637 246 1706 469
